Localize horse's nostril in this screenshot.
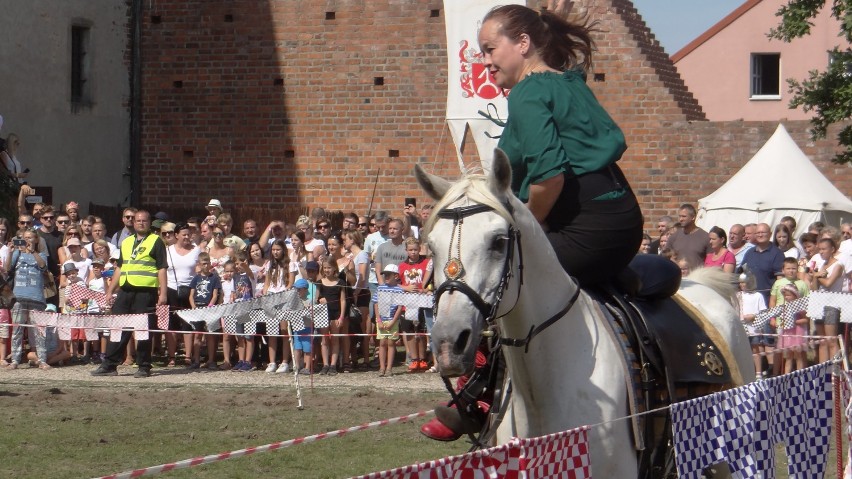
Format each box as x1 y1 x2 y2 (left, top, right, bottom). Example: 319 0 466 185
453 329 471 355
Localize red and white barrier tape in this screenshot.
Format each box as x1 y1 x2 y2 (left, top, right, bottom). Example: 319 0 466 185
93 409 434 479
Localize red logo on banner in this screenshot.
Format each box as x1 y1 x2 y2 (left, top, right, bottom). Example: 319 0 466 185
459 40 506 100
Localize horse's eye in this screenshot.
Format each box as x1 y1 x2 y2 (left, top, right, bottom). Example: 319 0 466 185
490 236 508 252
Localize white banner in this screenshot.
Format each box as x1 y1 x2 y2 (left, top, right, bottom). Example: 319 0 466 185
443 0 523 172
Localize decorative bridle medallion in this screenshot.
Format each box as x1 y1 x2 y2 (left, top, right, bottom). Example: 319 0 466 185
444 257 465 280
696 343 725 376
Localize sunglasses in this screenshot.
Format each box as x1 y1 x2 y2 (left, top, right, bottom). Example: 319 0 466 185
213 232 224 237
17 221 31 225
41 216 55 220
57 220 70 225
369 223 376 227
318 224 330 229
161 231 174 236
66 232 78 236
124 215 134 219
358 223 367 227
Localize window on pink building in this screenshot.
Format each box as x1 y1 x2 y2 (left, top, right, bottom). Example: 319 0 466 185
750 53 781 99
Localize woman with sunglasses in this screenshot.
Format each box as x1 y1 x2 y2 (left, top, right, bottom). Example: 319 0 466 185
296 216 325 259
58 225 90 266
206 226 235 278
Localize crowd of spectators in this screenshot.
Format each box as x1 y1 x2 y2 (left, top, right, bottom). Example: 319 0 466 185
0 194 436 377
645 203 852 376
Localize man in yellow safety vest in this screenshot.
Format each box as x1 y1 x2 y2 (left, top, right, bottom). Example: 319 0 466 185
92 210 168 378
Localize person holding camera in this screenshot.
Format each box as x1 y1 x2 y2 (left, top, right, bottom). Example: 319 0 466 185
5 228 48 369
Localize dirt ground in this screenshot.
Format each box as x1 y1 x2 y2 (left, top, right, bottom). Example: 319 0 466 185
0 363 467 479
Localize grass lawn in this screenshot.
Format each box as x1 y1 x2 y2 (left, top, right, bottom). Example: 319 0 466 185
0 383 468 478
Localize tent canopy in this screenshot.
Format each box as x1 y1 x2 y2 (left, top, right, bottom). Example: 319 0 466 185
696 124 852 235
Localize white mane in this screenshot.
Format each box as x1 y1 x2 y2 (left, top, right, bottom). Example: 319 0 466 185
425 174 516 232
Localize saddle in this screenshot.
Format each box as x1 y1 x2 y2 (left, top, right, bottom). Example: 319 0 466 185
588 255 739 478
605 254 734 392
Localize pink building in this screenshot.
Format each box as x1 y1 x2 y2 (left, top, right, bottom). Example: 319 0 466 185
672 0 850 121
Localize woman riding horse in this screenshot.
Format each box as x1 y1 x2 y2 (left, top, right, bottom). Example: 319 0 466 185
421 2 643 441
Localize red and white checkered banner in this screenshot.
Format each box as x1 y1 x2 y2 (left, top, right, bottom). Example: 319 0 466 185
30 311 149 341
353 426 591 479
176 290 302 331
377 290 434 319
66 282 112 310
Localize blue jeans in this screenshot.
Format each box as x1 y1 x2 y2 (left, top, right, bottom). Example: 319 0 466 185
11 299 47 364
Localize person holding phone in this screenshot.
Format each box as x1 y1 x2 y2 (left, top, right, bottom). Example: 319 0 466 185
403 197 420 238
0 133 29 184
5 228 49 369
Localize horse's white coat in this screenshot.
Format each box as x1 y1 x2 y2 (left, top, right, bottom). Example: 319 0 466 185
416 150 754 478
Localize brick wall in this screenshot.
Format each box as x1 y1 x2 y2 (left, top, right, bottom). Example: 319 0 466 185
139 0 852 231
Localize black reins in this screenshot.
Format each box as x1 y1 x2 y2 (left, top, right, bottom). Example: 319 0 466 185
433 202 579 350
432 200 581 451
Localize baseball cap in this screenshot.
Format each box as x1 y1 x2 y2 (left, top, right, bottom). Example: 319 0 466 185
305 260 320 271
62 262 78 275
110 249 120 260
154 211 169 221
382 264 399 275
206 199 222 210
91 258 105 266
45 303 58 313
151 219 165 230
66 238 82 247
293 278 310 289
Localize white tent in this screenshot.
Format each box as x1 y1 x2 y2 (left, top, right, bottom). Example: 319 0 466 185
696 123 852 236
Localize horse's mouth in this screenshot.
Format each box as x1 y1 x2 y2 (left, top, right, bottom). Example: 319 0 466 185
436 341 476 377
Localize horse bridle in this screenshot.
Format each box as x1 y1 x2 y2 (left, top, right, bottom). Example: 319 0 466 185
433 202 581 352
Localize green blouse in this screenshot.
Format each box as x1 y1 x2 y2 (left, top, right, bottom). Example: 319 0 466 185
497 70 626 202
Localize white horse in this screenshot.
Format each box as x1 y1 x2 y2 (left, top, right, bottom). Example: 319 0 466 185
415 150 755 478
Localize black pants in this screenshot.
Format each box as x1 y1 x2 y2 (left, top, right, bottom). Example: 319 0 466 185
104 289 158 369
545 167 644 286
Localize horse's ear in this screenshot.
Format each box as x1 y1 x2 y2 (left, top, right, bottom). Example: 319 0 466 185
489 148 512 193
414 163 451 200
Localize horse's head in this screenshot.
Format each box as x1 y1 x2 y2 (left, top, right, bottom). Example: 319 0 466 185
414 149 522 377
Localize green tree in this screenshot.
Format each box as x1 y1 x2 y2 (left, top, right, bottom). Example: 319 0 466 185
769 0 852 163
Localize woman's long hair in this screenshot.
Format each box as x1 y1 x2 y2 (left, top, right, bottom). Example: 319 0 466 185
483 4 596 72
268 239 288 287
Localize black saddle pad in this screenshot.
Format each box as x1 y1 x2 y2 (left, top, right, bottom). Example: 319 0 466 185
631 297 732 384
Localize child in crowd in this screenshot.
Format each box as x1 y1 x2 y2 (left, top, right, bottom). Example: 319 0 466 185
770 257 810 308
219 260 236 369
768 257 810 376
188 253 220 369
86 258 108 363
232 251 256 372
774 285 809 373
62 262 91 362
397 236 432 372
291 278 315 375
373 264 404 377
303 260 321 369
738 273 768 379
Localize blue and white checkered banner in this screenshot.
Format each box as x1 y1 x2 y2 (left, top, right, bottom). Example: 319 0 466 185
220 304 329 334
279 304 328 331
177 289 303 331
672 362 833 478
753 291 852 330
376 290 433 319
